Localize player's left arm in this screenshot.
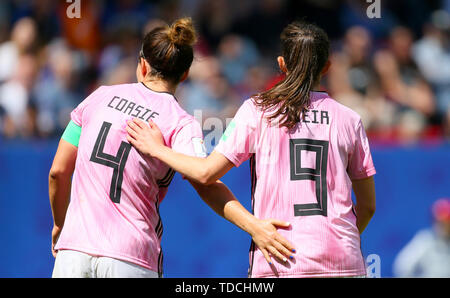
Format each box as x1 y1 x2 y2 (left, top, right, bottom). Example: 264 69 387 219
352 176 376 234
188 179 295 264
348 119 377 234
48 121 80 257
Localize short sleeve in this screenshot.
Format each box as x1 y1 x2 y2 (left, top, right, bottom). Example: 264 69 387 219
214 100 257 167
347 119 376 180
71 86 105 126
171 118 206 158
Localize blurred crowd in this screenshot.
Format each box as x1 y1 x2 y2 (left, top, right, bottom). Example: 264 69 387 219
1 0 450 144
393 198 450 277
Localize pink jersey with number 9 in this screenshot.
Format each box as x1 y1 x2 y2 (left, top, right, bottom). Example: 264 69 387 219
54 82 206 275
214 92 376 278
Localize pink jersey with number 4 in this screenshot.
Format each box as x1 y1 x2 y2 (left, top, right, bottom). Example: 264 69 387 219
214 92 376 278
54 82 206 275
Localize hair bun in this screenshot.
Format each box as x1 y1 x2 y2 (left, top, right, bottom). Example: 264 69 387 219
168 17 197 47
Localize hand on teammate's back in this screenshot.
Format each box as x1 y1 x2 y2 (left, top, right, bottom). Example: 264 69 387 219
126 118 165 157
250 219 295 264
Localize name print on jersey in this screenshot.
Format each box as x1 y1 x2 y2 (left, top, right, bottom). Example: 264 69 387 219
301 109 330 125
194 108 331 155
107 96 160 121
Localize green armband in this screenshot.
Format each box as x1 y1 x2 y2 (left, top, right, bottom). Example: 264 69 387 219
220 119 236 142
61 120 82 147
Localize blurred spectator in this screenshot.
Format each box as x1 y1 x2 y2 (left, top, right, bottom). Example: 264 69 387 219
393 198 450 278
232 0 288 56
217 34 260 87
327 26 377 128
99 56 137 86
98 26 140 82
28 0 60 45
177 54 239 120
328 26 374 98
236 65 272 100
384 0 440 38
372 26 435 143
31 40 82 137
0 54 38 138
100 0 152 37
413 10 450 136
0 17 37 82
380 26 434 116
196 0 236 51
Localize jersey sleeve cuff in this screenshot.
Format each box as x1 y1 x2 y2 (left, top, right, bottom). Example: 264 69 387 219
349 167 376 180
213 146 243 168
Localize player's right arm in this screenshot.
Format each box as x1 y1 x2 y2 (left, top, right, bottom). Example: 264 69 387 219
49 138 77 257
48 121 81 257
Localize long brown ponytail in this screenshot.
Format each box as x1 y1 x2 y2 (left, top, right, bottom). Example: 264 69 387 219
255 21 330 129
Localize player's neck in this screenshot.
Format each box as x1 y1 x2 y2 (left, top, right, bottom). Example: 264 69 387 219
141 78 177 95
311 80 325 93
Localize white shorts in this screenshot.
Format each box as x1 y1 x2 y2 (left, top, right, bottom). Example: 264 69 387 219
52 249 159 278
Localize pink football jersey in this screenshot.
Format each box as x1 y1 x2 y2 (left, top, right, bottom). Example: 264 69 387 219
215 92 376 277
54 82 206 275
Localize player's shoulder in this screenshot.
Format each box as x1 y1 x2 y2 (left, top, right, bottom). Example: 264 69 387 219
319 93 363 126
164 96 199 130
244 97 259 109
86 83 134 99
96 82 138 93
237 97 260 116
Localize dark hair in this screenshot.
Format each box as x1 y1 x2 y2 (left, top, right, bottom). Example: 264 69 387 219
255 21 330 129
140 17 197 83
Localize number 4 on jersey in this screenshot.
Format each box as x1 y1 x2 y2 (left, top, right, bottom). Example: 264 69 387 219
90 121 131 203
